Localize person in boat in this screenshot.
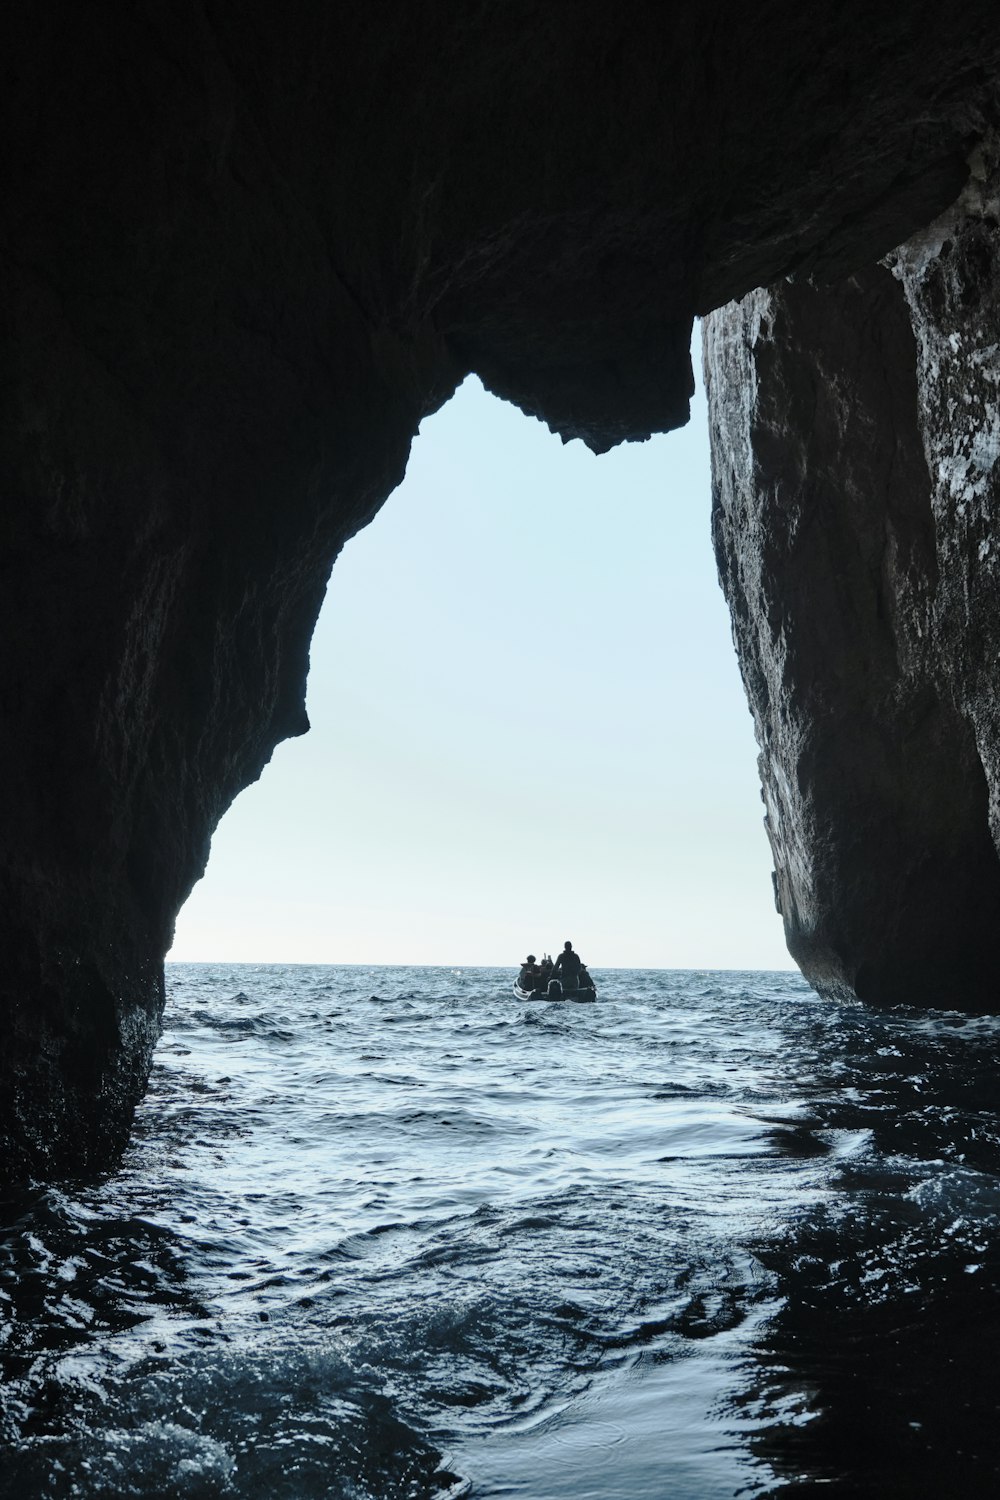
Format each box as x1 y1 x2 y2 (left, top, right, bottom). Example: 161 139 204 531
577 963 596 998
536 955 553 991
553 941 583 991
518 955 541 989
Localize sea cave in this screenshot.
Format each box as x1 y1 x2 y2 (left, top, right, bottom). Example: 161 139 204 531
2 0 1000 1176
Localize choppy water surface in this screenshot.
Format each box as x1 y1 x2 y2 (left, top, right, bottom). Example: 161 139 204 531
3 967 1000 1498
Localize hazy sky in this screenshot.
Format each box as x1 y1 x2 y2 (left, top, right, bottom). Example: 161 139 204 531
169 331 791 970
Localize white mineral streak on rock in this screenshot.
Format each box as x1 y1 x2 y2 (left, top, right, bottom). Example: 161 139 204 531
702 294 820 940
890 138 1000 519
888 135 1000 853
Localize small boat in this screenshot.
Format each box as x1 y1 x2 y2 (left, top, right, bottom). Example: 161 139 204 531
513 978 598 1003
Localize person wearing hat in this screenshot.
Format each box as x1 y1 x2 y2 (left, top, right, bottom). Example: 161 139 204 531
518 954 541 990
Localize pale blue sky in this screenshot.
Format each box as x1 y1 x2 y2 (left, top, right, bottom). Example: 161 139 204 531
169 332 791 969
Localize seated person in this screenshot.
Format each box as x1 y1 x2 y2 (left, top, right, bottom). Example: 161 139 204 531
577 964 595 996
518 955 541 989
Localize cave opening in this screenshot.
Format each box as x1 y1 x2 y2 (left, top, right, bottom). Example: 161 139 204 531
169 338 787 972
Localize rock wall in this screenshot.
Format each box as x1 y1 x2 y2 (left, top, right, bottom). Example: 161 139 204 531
704 146 1000 1008
3 2 1000 1177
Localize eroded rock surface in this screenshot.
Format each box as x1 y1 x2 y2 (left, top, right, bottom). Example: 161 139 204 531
3 3 1000 1176
705 146 1000 1008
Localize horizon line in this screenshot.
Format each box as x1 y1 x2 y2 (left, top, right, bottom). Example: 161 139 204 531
165 957 799 974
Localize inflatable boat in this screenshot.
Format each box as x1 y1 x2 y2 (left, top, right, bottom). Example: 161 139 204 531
513 978 597 1003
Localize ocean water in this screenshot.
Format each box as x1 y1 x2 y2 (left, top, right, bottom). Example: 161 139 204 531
2 965 1000 1498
